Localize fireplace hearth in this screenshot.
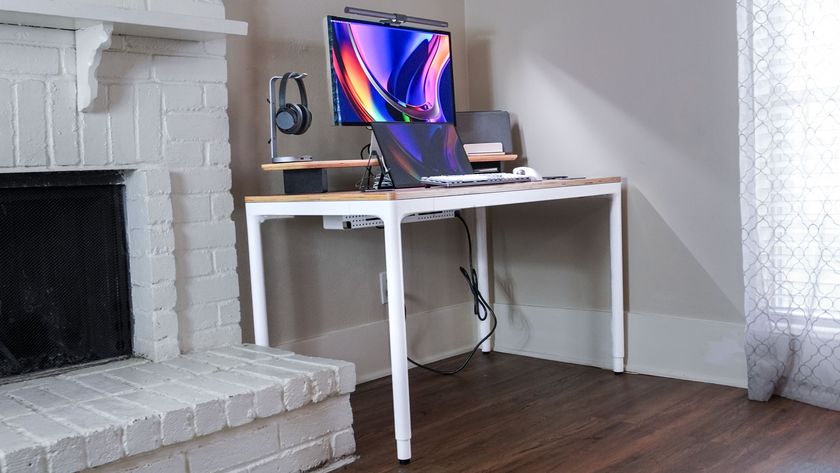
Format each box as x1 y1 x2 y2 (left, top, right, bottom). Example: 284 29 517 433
0 171 132 380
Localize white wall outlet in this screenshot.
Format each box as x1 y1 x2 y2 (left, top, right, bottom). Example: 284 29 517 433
379 271 388 305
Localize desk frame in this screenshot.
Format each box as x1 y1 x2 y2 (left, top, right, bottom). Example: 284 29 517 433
244 179 625 464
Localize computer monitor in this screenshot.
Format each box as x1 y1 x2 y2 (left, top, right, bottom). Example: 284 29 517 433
325 16 456 126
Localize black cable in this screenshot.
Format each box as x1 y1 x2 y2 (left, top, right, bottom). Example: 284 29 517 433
356 143 374 191
407 211 498 375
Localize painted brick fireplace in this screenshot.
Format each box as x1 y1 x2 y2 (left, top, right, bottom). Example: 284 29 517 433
0 2 356 471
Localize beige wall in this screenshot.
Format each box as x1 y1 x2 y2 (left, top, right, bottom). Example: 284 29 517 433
465 0 745 380
224 1 476 376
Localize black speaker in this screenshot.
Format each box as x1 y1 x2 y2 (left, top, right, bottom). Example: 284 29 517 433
455 110 514 154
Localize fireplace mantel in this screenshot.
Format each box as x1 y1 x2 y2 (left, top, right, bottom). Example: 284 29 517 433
0 0 247 111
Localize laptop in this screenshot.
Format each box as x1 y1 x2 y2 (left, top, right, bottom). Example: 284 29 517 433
370 122 530 188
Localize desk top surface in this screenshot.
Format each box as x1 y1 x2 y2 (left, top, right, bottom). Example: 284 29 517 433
245 177 621 203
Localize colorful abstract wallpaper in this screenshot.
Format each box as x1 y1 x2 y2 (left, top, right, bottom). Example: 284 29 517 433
328 17 456 125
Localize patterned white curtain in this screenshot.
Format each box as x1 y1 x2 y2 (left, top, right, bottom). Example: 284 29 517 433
739 0 840 409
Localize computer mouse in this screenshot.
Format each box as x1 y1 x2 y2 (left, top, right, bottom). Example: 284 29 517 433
512 166 543 181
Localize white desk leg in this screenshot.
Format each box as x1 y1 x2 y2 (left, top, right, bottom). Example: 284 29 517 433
246 211 270 347
610 191 625 373
382 211 412 464
475 207 493 352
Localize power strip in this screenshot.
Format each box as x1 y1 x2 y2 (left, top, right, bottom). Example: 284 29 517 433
323 210 455 230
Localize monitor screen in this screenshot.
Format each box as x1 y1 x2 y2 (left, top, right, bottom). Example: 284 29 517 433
326 16 456 126
371 122 473 188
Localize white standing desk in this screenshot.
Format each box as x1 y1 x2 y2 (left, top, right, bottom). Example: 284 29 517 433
244 177 625 464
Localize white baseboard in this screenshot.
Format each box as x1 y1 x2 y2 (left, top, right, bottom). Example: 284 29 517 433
493 304 747 388
277 302 478 384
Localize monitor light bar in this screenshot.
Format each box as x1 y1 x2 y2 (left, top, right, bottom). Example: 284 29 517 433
343 6 449 28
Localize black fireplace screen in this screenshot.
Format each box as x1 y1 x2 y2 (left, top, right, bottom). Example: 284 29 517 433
0 172 132 379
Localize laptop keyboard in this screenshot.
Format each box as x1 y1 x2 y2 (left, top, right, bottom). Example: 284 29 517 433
420 173 531 187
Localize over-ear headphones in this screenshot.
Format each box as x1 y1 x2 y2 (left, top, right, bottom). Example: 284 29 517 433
275 72 312 135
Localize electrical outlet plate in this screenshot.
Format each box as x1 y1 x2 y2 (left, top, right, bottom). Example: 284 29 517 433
379 271 388 305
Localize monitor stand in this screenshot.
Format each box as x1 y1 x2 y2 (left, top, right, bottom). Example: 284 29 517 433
367 129 392 189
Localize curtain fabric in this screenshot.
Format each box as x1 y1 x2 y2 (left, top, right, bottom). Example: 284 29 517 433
739 0 840 409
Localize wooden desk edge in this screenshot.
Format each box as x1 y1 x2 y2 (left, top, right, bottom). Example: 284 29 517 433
261 154 518 171
245 177 622 203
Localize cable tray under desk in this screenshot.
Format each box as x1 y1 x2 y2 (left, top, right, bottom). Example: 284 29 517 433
323 210 455 230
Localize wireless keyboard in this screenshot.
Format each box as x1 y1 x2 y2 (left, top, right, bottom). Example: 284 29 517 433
420 173 531 188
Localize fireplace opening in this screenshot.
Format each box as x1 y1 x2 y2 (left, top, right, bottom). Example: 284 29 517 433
0 171 132 381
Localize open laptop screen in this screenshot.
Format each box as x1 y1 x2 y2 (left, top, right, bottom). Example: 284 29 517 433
371 122 474 188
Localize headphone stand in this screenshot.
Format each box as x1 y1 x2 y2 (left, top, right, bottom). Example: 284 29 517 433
268 72 314 163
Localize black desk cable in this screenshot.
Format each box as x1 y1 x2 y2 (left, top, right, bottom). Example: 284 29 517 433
407 211 498 375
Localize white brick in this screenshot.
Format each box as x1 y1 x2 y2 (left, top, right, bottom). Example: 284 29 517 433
153 56 227 83
38 378 102 402
204 84 227 108
178 272 239 306
16 81 48 166
170 168 231 193
165 141 204 167
164 84 203 110
8 387 69 411
274 439 331 473
286 355 356 395
186 424 279 473
210 192 234 220
82 397 161 456
234 365 309 411
0 422 46 473
207 371 285 418
257 358 336 403
72 374 135 396
131 284 177 313
237 345 296 358
50 80 80 166
132 361 191 381
80 106 109 165
106 366 170 387
176 376 254 427
0 395 33 418
102 453 187 473
98 51 151 79
109 84 137 164
0 79 12 167
46 406 123 468
175 250 214 278
6 413 86 473
331 428 356 458
206 141 230 165
208 345 275 363
275 396 352 449
161 357 217 375
128 169 171 197
119 391 194 445
166 112 230 141
166 112 229 141
137 83 163 162
181 325 242 353
183 352 245 370
172 195 211 223
179 304 219 333
61 47 75 75
217 300 241 325
175 221 236 250
133 309 179 342
212 247 237 272
203 38 227 57
150 382 225 436
0 44 60 74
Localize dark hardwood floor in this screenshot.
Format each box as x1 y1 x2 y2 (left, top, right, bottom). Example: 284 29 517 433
338 352 840 473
